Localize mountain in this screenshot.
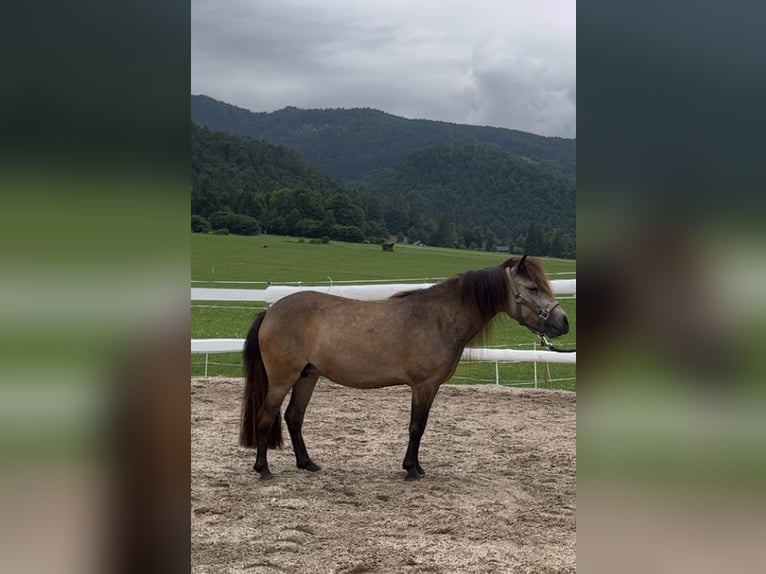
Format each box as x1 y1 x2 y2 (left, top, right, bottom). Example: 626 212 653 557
191 95 576 182
191 122 387 242
191 121 346 203
359 142 575 253
191 122 575 256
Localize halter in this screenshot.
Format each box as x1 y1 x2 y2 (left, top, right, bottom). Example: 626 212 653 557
504 264 560 336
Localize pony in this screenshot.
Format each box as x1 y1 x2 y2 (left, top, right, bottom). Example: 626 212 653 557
240 255 569 480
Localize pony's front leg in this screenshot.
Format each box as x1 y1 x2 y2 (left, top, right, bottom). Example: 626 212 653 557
402 384 439 481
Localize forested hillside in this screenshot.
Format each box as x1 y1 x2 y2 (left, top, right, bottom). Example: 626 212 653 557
359 143 575 256
191 95 576 182
191 123 575 257
191 123 388 242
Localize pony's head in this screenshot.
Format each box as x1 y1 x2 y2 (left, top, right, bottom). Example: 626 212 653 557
503 256 569 338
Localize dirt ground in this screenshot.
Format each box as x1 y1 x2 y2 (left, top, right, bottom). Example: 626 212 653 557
191 379 576 573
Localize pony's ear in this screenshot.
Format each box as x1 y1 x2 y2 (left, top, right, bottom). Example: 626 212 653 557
518 254 528 273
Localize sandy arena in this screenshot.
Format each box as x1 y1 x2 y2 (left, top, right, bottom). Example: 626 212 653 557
191 379 576 573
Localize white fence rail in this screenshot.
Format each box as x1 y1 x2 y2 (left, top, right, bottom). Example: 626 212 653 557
191 337 575 364
191 279 575 303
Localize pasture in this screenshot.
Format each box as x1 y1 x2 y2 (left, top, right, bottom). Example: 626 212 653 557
192 233 577 285
191 234 576 390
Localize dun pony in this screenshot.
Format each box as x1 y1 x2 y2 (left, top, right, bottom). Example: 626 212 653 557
240 256 568 481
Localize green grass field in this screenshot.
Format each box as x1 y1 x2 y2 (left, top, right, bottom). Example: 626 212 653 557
192 234 576 390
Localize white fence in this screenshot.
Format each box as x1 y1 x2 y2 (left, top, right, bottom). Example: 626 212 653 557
191 279 575 304
191 279 576 386
191 337 576 363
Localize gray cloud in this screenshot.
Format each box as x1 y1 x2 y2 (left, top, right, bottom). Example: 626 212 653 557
192 0 575 137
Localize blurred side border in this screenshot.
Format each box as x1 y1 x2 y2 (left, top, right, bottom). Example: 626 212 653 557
0 1 190 573
578 1 766 573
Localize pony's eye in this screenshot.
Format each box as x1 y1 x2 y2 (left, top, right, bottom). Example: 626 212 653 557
529 286 538 293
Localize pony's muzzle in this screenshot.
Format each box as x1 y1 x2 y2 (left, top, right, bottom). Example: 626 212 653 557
545 310 569 338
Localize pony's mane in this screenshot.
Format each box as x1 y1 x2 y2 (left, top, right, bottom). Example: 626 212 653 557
458 266 510 326
391 256 553 343
391 265 510 344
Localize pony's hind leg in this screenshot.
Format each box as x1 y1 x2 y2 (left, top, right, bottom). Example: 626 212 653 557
253 380 292 480
285 369 320 472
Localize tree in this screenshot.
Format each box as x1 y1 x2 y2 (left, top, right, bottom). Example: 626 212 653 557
463 226 483 249
524 222 545 256
547 229 564 258
383 207 409 235
363 219 388 240
431 216 456 247
330 224 364 243
268 215 286 235
483 229 497 252
231 215 261 235
296 218 323 238
191 215 211 233
561 233 576 259
284 208 302 234
208 209 260 236
324 193 365 228
191 175 220 218
237 190 266 220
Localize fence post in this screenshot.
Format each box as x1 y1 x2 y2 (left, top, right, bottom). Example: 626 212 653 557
495 361 499 386
533 341 538 389
204 353 209 378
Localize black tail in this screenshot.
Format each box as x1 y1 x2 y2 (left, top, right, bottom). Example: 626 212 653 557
239 311 283 449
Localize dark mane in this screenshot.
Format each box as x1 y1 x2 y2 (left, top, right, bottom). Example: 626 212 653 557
392 265 512 344
390 287 429 299
460 266 510 321
391 256 553 343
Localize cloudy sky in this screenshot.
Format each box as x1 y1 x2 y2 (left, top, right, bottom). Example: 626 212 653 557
192 0 575 138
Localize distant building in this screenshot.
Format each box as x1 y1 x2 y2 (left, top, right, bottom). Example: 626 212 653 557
382 242 395 252
495 245 510 253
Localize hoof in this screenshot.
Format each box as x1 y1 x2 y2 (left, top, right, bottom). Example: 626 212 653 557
416 464 425 476
254 463 273 480
298 461 321 472
404 469 423 481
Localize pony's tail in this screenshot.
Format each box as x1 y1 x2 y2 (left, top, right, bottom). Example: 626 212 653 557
239 311 283 449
